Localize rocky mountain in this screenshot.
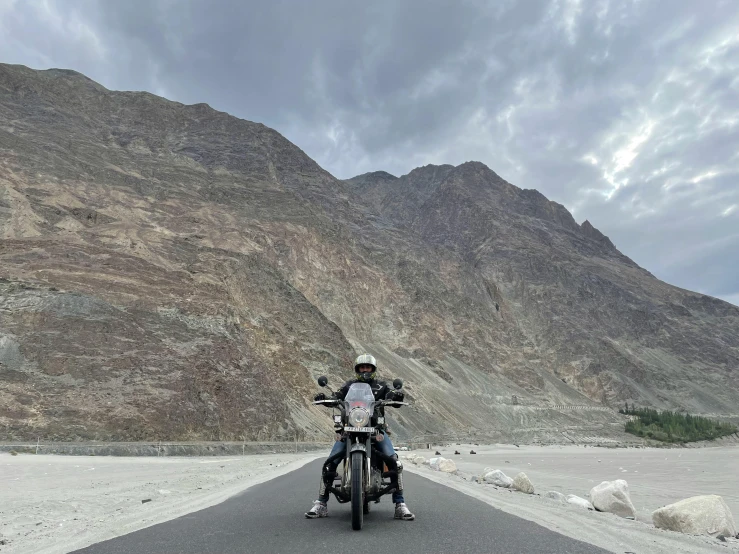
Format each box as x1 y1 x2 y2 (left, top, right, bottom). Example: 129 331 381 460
1 63 737 443
345 164 739 413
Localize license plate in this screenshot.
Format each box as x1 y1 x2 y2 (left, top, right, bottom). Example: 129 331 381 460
344 426 375 433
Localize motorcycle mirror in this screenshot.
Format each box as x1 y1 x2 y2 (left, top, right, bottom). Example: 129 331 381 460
392 378 403 389
317 376 328 387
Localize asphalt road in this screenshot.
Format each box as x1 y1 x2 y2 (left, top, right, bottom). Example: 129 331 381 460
73 460 609 554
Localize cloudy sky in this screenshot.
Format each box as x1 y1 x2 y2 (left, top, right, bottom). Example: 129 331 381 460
1 0 738 305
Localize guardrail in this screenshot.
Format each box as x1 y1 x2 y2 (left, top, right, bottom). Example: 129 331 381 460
534 405 616 412
0 440 333 457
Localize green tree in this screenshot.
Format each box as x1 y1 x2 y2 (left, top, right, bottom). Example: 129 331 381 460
623 407 737 444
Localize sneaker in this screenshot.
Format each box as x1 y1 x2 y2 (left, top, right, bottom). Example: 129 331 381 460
305 500 328 519
394 502 415 520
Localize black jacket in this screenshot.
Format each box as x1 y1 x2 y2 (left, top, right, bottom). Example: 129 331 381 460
332 377 403 434
335 377 401 414
335 376 391 402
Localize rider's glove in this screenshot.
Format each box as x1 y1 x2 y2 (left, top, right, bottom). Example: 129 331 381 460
386 390 404 402
314 393 327 401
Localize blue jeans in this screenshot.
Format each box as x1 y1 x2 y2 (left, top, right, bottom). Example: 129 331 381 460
320 432 404 504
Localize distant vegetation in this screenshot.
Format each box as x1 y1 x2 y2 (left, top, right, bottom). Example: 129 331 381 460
621 404 738 443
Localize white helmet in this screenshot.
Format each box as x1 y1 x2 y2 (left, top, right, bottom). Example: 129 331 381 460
354 354 377 381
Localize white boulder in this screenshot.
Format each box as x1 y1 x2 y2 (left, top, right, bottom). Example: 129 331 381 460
566 494 595 510
512 472 535 494
545 491 568 504
410 455 426 465
483 469 514 488
589 479 636 518
652 495 737 537
427 456 456 473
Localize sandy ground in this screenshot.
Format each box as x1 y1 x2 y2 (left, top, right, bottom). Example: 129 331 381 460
405 444 739 554
2 445 737 554
0 452 321 554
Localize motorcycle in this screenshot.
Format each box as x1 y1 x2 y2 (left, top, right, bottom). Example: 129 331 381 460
313 375 408 530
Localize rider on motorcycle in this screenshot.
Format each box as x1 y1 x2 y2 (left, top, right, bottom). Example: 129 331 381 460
305 354 415 521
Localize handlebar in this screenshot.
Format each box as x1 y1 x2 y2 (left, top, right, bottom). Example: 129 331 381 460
379 400 409 407
312 399 409 407
312 399 340 406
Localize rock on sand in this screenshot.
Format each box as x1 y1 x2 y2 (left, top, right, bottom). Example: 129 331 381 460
567 494 595 510
546 491 568 505
427 456 457 473
652 495 737 537
512 472 535 494
589 479 636 518
483 469 514 488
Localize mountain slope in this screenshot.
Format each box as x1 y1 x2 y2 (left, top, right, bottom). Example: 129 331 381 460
0 64 538 441
1 63 737 443
346 161 739 413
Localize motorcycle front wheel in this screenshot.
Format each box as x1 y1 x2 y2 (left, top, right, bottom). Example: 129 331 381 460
351 451 364 530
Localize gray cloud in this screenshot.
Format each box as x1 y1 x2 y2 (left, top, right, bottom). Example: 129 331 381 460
1 0 738 304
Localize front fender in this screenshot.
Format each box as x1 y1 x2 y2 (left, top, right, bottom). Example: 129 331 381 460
350 443 366 453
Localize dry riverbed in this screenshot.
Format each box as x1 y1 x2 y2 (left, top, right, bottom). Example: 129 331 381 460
2 445 738 554
0 452 320 554
405 444 739 553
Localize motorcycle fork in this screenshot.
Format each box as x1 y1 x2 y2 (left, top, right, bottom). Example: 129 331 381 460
345 436 371 494
343 454 350 489
365 436 371 492
342 436 360 490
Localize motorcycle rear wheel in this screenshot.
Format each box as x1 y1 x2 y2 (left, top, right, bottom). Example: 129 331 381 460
351 451 364 530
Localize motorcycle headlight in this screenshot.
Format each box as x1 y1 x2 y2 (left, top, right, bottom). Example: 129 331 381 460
348 408 370 427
